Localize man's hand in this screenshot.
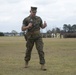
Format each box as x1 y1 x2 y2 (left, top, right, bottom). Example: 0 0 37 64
27 23 33 29
21 23 33 31
43 21 47 28
41 21 47 29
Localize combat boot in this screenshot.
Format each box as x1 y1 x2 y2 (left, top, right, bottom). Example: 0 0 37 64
25 61 28 68
41 64 47 71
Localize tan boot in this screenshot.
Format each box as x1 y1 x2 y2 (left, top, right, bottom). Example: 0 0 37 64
25 61 28 68
41 64 47 71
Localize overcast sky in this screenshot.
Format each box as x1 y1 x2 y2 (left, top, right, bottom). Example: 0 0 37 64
0 0 76 32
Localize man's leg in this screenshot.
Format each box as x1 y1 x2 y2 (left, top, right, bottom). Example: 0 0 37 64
24 39 34 68
35 38 46 70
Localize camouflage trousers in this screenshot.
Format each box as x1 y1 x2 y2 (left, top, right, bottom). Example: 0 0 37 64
24 38 45 64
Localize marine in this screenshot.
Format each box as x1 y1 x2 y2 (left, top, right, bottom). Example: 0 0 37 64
21 6 47 71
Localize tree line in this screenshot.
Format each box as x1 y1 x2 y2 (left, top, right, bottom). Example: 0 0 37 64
63 24 76 33
47 24 76 33
0 24 76 38
46 24 76 38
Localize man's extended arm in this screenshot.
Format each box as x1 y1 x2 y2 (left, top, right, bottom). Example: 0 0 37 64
41 21 47 29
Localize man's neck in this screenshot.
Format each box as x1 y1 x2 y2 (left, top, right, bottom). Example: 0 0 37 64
30 14 36 18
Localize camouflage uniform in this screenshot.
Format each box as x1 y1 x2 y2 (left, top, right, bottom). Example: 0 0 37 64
23 15 45 64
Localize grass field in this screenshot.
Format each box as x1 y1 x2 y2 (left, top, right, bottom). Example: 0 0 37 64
0 37 76 75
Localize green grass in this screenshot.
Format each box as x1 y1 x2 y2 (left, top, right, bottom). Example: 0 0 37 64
0 37 76 75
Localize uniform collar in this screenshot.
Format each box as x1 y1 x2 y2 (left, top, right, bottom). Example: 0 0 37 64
29 15 37 19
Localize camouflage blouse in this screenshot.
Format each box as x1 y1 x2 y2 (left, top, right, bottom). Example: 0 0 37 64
23 15 43 32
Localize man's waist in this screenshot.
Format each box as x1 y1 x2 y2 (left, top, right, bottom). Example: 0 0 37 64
27 30 40 35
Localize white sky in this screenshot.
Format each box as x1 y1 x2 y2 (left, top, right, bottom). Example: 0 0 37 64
0 0 76 32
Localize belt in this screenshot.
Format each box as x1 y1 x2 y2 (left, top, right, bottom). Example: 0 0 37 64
28 30 40 35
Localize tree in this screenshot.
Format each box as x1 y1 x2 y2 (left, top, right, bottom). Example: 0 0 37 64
67 24 72 32
63 24 68 32
63 24 72 32
72 24 76 32
51 28 56 33
55 27 61 33
0 32 4 36
47 30 51 34
11 30 18 36
63 24 76 38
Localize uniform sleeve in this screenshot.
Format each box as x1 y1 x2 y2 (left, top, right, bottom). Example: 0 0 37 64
22 18 28 26
39 17 43 27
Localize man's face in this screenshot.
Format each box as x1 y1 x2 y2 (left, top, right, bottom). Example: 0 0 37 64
30 10 37 17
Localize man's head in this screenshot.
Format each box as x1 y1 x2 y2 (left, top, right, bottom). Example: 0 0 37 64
30 6 37 17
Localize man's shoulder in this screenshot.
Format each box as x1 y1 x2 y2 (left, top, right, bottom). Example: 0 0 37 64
35 16 42 20
23 16 30 21
36 16 41 18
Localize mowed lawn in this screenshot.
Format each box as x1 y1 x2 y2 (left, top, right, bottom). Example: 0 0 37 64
0 37 76 75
